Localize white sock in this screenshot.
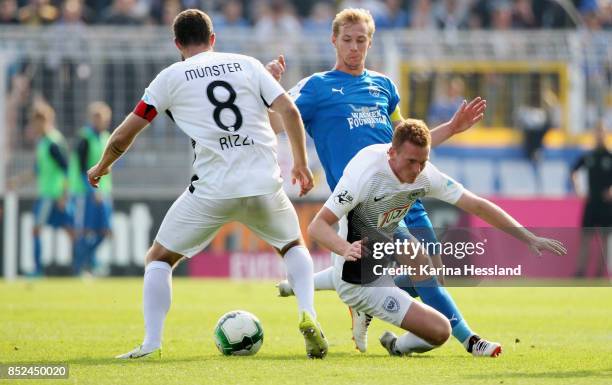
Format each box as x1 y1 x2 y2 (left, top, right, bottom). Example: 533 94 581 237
395 332 435 354
142 261 172 350
313 266 335 291
283 246 315 318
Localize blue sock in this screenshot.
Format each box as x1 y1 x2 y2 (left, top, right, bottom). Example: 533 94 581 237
33 235 42 274
86 233 105 269
452 320 473 346
73 237 88 274
411 277 474 345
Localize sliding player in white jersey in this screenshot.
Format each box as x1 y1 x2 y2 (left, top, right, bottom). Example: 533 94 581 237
87 9 328 359
308 119 566 357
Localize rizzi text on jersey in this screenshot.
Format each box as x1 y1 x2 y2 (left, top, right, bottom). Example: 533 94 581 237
219 134 255 150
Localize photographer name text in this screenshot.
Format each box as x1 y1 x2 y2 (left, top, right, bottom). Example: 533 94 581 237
373 264 523 277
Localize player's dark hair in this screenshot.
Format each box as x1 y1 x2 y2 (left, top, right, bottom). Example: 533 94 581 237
173 9 213 47
392 119 431 148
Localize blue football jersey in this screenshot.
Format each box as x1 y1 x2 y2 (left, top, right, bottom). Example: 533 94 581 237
289 69 399 190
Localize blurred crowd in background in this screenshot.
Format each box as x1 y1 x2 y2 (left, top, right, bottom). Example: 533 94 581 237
1 0 610 199
1 0 611 31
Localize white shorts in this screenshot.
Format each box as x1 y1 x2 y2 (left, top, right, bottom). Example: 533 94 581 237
156 188 301 257
333 272 414 327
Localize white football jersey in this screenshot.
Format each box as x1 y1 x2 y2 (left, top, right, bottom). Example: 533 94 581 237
323 143 465 283
142 51 286 199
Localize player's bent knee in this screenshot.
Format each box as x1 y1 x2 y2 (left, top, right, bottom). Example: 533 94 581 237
422 307 451 346
428 318 451 346
145 241 183 267
402 302 451 346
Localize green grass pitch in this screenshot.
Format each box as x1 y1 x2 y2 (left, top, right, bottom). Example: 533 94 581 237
1 278 611 385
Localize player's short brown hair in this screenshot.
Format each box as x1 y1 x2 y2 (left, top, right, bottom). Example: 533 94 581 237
173 9 213 47
332 8 375 38
392 119 431 148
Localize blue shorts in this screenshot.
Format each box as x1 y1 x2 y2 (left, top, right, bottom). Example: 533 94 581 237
34 198 73 228
73 194 112 232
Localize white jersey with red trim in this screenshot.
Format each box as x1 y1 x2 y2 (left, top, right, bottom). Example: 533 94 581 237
323 144 465 284
142 51 286 199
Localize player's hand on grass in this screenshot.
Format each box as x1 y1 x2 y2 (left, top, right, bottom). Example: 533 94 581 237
291 165 314 197
87 164 110 188
528 237 567 256
342 240 363 261
449 97 487 135
265 55 286 82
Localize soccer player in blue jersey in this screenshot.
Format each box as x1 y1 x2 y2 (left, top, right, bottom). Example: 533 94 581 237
268 8 500 357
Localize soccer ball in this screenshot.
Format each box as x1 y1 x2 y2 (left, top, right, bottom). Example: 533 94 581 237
214 310 264 356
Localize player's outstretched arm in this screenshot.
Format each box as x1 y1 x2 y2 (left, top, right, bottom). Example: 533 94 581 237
269 93 313 196
87 113 149 188
308 207 362 261
429 97 487 147
454 190 567 256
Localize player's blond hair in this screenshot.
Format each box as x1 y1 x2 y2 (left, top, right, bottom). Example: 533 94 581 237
88 101 112 121
392 119 431 148
332 8 375 38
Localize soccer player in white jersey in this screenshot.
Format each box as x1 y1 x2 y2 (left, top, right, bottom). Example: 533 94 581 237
87 9 328 359
308 119 567 357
